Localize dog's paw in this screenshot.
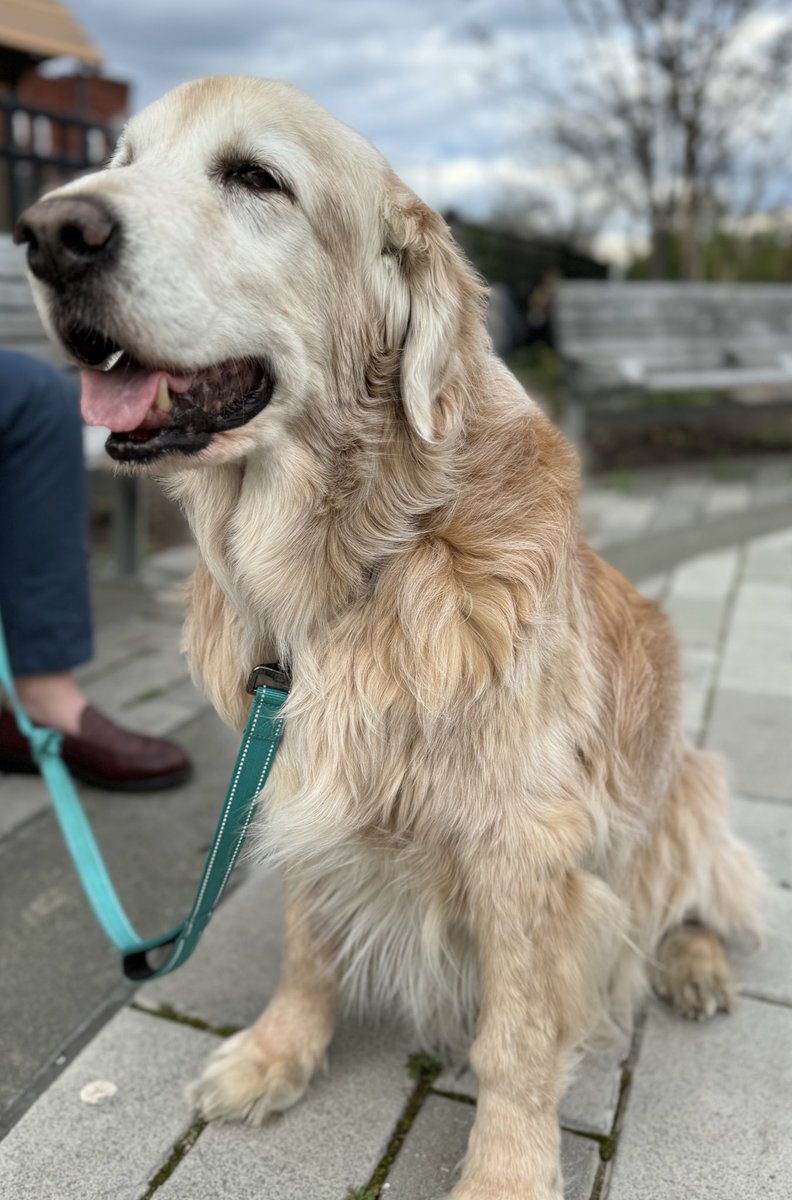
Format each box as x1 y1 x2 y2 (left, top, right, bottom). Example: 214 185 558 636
448 1175 562 1200
187 1028 322 1125
657 965 735 1021
448 1187 560 1200
651 923 735 1021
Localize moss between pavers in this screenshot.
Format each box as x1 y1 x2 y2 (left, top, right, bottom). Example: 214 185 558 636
129 1018 630 1194
586 1021 643 1199
406 1051 443 1082
346 1052 442 1199
559 1125 617 1163
123 684 169 707
130 1000 240 1039
140 1118 206 1199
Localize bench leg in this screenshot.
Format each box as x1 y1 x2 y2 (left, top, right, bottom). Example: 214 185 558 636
113 476 147 576
562 395 586 448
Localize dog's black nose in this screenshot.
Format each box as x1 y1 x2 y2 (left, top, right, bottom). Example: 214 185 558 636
13 197 119 287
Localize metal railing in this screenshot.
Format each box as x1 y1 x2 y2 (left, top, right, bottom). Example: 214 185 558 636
0 96 117 226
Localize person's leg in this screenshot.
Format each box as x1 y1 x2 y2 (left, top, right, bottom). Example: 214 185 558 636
0 351 91 734
0 351 192 789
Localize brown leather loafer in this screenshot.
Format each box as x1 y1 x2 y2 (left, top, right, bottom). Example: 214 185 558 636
0 705 192 792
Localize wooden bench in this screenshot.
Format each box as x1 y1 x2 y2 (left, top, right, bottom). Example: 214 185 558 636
0 233 144 575
554 281 792 444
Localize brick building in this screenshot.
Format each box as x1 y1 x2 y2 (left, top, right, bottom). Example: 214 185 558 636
0 1 129 229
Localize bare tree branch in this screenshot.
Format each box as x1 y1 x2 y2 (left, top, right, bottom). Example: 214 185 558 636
521 0 792 276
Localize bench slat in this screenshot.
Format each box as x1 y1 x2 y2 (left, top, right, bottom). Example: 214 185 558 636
554 280 792 442
645 367 792 391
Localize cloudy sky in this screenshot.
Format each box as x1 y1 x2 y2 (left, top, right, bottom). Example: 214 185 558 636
60 0 792 263
62 1 574 216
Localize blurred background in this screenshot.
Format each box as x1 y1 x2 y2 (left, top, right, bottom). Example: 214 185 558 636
2 0 792 533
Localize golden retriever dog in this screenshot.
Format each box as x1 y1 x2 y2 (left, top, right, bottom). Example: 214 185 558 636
18 77 763 1199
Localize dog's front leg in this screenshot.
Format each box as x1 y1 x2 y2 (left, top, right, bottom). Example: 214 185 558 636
189 887 338 1124
452 869 594 1200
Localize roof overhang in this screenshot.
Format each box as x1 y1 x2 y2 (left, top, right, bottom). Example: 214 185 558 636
0 1 102 69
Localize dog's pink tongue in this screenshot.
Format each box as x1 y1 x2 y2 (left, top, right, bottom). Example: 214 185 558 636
80 369 194 431
81 368 161 431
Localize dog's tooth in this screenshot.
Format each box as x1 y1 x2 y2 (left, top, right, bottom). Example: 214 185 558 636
98 349 124 372
155 378 172 412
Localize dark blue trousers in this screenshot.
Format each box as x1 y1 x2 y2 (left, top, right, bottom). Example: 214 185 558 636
0 350 93 675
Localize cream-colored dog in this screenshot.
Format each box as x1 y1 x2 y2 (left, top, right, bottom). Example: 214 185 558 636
18 77 762 1199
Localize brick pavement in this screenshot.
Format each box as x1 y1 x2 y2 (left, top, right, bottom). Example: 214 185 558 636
1 461 790 1199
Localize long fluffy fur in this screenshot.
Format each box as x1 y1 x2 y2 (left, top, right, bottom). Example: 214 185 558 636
33 77 764 1196
179 256 762 1048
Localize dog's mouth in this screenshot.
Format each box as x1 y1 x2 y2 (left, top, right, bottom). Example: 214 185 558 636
66 325 275 463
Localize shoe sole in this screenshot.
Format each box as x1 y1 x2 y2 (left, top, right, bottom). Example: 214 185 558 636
0 758 193 793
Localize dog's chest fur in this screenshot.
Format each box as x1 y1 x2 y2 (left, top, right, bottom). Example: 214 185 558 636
173 426 618 1047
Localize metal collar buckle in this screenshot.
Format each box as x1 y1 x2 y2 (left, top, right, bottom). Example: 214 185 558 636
246 662 291 694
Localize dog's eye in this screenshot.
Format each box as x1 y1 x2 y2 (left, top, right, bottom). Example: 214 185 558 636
225 163 289 196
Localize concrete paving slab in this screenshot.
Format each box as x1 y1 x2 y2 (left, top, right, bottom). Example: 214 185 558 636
385 1096 601 1200
386 1094 473 1199
753 461 792 498
669 548 740 600
607 997 792 1200
751 483 792 507
602 502 792 586
661 479 707 511
0 710 238 1124
0 772 49 838
720 581 792 699
614 499 657 532
703 482 752 517
138 868 284 1031
598 495 659 536
635 573 669 603
593 521 656 548
119 695 206 738
731 579 792 628
719 630 792 699
733 888 792 1007
435 1043 626 1138
732 795 792 887
650 501 699 533
143 543 199 583
150 678 212 718
79 609 186 687
84 647 194 720
156 1023 413 1200
677 646 717 744
560 1045 626 1138
705 689 792 801
0 1007 217 1200
743 530 792 584
664 596 726 652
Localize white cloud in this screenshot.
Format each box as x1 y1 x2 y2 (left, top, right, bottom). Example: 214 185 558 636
58 0 792 268
402 153 585 214
65 0 562 188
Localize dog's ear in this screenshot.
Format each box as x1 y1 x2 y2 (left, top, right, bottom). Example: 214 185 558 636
380 188 478 441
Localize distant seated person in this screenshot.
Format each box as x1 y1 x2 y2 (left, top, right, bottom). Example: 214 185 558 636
0 350 191 790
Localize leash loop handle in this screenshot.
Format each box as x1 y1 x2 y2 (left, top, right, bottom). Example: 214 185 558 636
0 611 287 982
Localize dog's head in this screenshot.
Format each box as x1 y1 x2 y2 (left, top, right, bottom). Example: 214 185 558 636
16 77 483 470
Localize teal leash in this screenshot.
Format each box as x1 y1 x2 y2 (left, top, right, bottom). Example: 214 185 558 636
0 608 287 981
